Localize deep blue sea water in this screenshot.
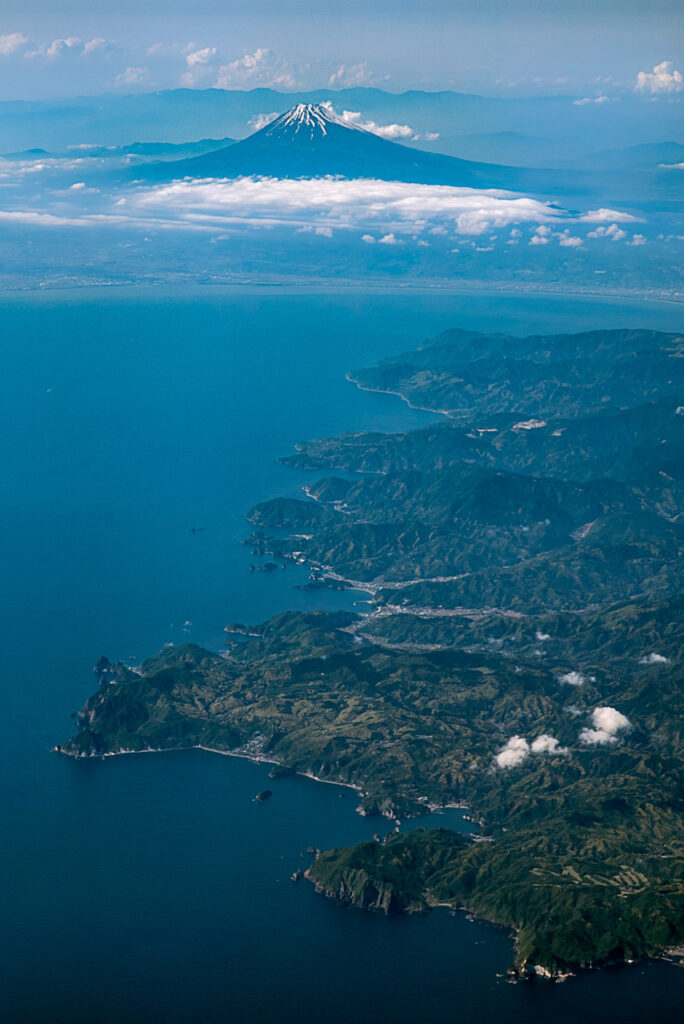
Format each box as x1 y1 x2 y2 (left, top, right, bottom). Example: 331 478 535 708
1 287 683 1024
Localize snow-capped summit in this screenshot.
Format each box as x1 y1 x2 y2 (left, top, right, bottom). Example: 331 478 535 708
261 103 367 140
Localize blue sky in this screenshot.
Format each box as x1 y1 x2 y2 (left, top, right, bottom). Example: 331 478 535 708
0 0 682 100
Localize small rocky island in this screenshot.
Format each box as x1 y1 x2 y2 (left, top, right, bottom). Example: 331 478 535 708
60 328 684 979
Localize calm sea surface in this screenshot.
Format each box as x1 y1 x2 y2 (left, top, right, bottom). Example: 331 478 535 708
0 288 682 1023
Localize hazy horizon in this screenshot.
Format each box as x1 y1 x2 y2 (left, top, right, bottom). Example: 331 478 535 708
1 0 682 102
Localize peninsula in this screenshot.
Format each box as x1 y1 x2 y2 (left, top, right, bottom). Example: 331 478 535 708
60 327 684 978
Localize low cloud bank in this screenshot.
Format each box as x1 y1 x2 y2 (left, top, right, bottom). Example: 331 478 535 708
138 176 564 237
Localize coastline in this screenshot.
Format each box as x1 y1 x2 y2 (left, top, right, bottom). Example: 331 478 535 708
55 741 366 802
2 278 684 306
54 741 475 820
345 372 453 419
52 311 684 986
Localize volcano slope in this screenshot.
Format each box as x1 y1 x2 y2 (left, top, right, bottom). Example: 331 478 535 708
62 327 684 978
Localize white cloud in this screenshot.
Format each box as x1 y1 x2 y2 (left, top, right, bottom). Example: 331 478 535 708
216 48 299 89
587 223 626 241
115 66 150 87
495 735 530 768
558 670 586 687
45 37 82 59
529 224 551 245
0 32 29 56
378 232 401 245
326 105 439 143
361 233 375 243
531 734 566 755
186 46 216 68
328 62 373 88
579 706 632 746
573 95 612 106
248 112 280 132
535 630 550 641
635 61 683 95
558 230 583 248
136 177 564 239
639 652 670 665
579 208 641 223
0 209 90 227
181 46 219 87
627 233 647 246
82 38 110 56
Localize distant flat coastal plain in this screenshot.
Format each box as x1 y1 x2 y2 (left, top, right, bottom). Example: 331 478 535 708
60 325 684 979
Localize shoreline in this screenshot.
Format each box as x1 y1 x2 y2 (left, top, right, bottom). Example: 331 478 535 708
2 278 683 306
54 741 474 820
345 372 452 419
55 741 365 802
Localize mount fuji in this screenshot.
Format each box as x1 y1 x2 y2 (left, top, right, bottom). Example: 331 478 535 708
140 102 540 191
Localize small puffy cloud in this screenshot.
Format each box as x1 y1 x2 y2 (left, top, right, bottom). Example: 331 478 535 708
579 208 640 223
67 181 99 195
558 670 586 687
587 223 626 241
378 232 401 245
249 112 280 132
216 48 299 89
530 225 551 245
573 95 611 106
115 66 150 87
593 707 631 733
181 46 218 87
185 46 216 68
627 233 647 246
45 37 82 59
0 32 29 56
579 706 632 746
314 225 332 237
82 38 110 56
328 62 373 89
558 230 583 247
536 630 550 641
635 61 683 95
495 735 530 768
531 734 566 755
361 233 375 243
639 652 670 665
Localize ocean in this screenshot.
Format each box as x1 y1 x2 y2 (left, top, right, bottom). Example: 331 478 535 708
1 287 682 1023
